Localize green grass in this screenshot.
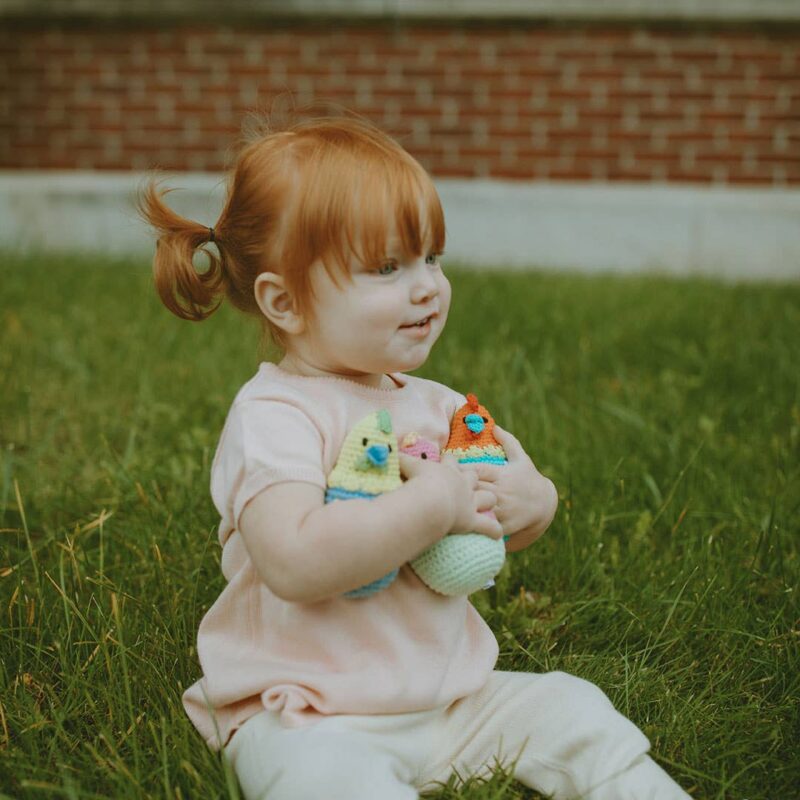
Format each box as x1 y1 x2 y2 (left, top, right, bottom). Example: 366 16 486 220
1 254 798 799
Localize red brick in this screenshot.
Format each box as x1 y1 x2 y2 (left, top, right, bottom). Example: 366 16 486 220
665 164 721 181
490 166 538 179
516 64 563 81
514 147 564 161
2 24 798 184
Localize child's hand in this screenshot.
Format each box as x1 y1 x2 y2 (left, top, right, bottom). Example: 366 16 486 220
399 452 504 540
459 425 558 551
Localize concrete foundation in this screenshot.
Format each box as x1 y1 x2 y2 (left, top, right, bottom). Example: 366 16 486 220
1 171 798 281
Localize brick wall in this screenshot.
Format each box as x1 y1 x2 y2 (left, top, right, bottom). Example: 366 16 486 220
1 23 798 184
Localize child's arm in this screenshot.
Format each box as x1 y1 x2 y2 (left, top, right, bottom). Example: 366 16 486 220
463 425 558 553
239 453 502 603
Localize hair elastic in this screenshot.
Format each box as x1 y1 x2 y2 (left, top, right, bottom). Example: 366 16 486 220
208 227 215 243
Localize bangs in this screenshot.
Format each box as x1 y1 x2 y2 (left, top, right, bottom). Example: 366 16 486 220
350 157 446 276
280 126 446 297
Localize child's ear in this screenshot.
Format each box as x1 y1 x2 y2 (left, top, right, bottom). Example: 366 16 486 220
254 272 306 336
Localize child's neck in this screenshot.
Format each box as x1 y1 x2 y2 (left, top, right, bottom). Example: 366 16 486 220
277 353 398 390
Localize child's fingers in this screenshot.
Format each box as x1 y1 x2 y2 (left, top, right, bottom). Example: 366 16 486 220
492 425 534 467
398 452 428 479
440 452 461 469
474 489 497 513
459 461 501 482
470 511 505 540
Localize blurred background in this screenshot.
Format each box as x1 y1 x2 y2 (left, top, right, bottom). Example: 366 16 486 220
1 8 799 797
1 0 798 278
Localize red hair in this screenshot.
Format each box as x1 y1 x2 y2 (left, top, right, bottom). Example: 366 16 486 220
138 113 446 350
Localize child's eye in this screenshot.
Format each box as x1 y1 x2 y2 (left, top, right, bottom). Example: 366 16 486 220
375 261 397 276
425 253 440 266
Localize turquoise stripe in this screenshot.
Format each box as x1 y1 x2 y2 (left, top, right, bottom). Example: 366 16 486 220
325 486 378 501
344 568 399 598
458 456 508 465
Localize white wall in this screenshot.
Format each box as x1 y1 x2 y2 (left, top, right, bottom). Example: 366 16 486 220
1 171 798 281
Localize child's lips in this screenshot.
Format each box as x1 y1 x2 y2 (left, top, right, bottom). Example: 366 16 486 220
399 317 433 337
399 313 436 330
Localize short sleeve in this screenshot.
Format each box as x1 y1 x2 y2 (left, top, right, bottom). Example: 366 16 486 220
424 379 467 426
210 399 326 536
445 387 468 421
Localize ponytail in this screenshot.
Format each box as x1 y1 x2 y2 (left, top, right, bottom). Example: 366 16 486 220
137 179 225 321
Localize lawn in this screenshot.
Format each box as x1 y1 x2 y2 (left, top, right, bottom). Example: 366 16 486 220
0 255 798 799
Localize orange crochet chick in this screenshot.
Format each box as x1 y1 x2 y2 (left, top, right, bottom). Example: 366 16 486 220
444 394 507 465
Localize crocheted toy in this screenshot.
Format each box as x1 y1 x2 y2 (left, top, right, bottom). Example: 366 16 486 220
407 394 507 596
326 409 402 598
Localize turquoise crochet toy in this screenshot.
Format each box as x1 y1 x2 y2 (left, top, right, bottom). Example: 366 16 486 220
325 409 402 598
407 393 508 596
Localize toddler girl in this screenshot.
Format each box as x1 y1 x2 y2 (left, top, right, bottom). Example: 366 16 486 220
140 114 691 799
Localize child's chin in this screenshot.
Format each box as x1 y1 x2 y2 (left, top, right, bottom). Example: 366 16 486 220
380 342 436 373
395 351 430 372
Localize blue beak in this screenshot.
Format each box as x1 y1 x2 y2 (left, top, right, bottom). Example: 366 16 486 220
365 444 389 468
465 413 485 435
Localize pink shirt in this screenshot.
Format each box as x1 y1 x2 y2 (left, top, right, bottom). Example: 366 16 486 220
182 362 499 751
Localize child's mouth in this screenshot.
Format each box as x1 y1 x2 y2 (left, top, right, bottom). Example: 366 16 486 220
400 315 433 329
400 316 433 336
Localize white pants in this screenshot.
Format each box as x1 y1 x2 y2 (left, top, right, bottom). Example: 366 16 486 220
224 670 691 800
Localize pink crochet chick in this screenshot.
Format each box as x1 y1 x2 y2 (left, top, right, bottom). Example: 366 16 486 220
399 432 440 463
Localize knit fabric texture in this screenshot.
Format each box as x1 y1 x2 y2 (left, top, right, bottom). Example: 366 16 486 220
408 394 507 596
325 409 402 598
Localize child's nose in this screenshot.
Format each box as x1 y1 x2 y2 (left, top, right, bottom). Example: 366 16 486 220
410 266 439 304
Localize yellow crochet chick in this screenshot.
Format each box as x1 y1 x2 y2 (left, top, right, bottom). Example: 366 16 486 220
326 409 402 598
